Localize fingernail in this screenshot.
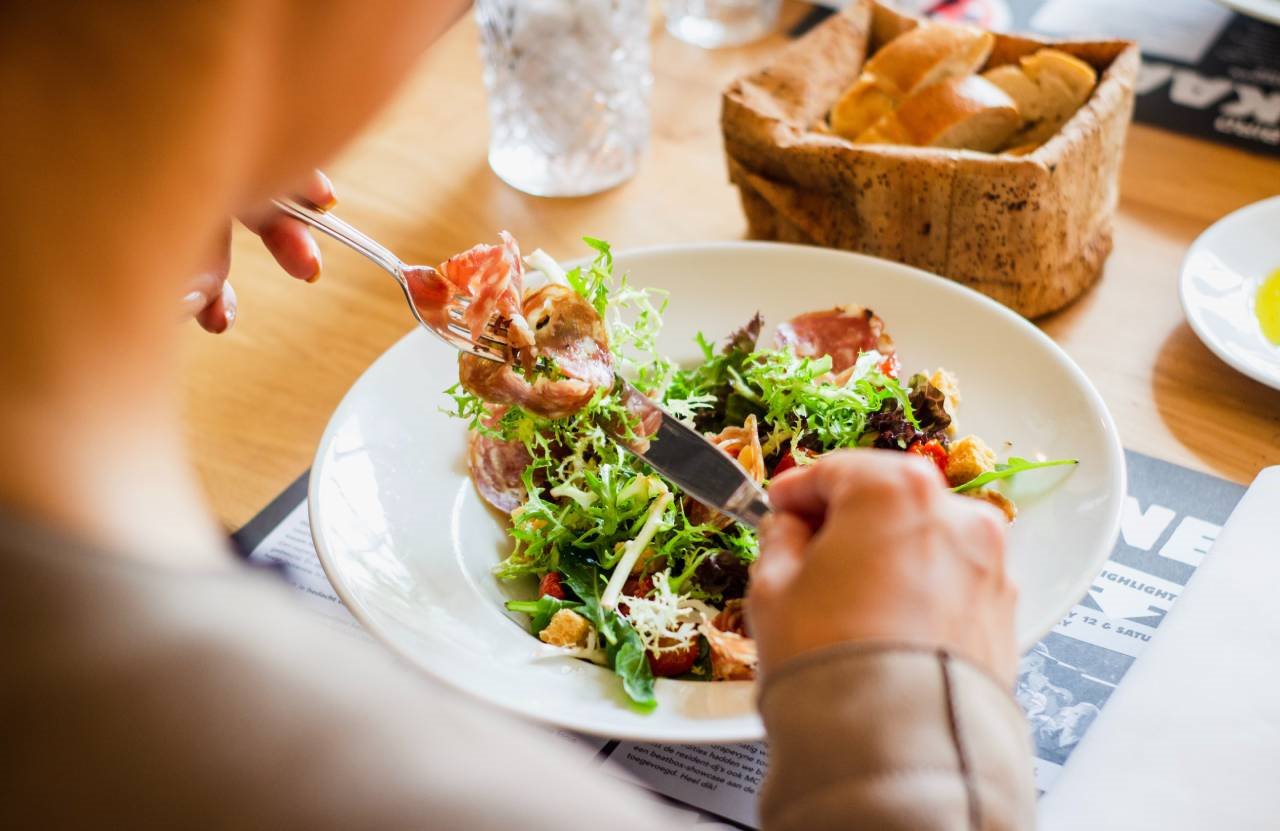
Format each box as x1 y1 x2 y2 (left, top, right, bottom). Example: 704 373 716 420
179 290 207 320
304 234 322 282
316 170 337 210
224 304 237 331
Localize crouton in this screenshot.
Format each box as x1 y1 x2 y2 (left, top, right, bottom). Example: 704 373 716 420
945 434 997 487
929 368 961 434
539 609 592 648
969 488 1017 523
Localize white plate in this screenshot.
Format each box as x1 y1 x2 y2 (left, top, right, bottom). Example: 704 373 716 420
1214 0 1280 24
1180 196 1280 392
310 242 1125 743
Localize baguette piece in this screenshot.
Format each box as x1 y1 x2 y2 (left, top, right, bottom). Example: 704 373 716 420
830 22 995 140
855 75 1019 151
983 47 1097 148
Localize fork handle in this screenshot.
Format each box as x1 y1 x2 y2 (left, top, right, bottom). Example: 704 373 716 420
272 197 403 279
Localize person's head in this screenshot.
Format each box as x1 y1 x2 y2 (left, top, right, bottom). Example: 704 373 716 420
0 1 469 549
1 2 467 213
0 0 470 397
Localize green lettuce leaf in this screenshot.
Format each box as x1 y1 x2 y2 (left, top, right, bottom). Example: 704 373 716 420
559 556 656 711
952 457 1078 493
504 596 583 635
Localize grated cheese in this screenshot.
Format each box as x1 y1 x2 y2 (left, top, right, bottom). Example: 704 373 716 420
616 571 704 655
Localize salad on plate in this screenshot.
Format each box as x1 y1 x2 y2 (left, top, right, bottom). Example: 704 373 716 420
432 234 1075 709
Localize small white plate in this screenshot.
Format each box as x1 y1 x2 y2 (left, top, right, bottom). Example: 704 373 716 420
1180 196 1280 392
1214 0 1280 24
309 242 1125 742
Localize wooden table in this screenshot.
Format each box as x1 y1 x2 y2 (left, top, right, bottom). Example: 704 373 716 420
179 5 1280 530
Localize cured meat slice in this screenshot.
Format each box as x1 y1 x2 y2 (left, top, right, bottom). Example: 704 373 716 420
459 359 596 420
687 415 766 528
703 601 757 681
774 306 894 373
405 231 535 350
520 285 612 389
615 382 665 451
468 430 532 513
458 284 613 420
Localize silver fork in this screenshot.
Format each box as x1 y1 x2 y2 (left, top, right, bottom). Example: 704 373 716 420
277 196 772 528
272 197 506 363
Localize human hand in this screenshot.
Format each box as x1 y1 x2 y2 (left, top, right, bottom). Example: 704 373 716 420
749 449 1017 685
179 170 336 333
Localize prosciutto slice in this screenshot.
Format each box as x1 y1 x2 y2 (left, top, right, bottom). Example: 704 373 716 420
405 231 535 350
703 600 757 681
459 284 613 420
774 306 894 373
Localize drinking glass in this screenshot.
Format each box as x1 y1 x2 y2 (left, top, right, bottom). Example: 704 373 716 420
665 0 782 48
475 0 652 198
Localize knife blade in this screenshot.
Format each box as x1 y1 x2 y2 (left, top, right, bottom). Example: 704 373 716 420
610 379 772 529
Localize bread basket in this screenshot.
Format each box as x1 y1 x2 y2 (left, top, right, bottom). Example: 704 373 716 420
721 0 1139 318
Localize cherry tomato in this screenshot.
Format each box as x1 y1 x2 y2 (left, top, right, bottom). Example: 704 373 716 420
616 574 654 617
538 572 566 600
770 447 817 478
907 439 948 475
647 637 701 677
771 452 799 477
622 575 654 598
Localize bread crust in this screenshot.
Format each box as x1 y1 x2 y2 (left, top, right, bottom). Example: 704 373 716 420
720 0 1138 318
831 21 994 139
856 75 1019 151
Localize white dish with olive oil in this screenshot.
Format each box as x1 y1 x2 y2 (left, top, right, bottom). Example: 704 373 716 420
1181 196 1280 393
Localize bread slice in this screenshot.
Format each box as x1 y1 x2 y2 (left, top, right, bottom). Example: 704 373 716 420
1024 48 1096 102
855 75 1019 151
830 22 995 139
983 48 1097 148
982 64 1045 119
831 79 897 140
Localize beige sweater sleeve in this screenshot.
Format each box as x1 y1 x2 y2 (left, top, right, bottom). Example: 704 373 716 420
758 644 1036 831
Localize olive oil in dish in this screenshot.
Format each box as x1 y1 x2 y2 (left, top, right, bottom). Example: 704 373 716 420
1257 267 1280 346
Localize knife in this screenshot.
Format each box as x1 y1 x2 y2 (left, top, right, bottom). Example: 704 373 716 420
611 379 772 529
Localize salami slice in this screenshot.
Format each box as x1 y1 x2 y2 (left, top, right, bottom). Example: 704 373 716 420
775 306 894 372
467 431 532 513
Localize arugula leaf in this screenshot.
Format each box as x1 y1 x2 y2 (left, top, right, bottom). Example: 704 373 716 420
505 596 583 635
559 556 657 711
952 457 1079 493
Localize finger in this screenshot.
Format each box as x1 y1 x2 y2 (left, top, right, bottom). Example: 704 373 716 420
946 494 1009 573
751 511 812 596
960 495 1008 554
196 280 237 334
179 225 232 322
297 169 337 210
764 465 827 529
179 286 212 321
251 215 322 282
239 170 335 282
774 449 944 513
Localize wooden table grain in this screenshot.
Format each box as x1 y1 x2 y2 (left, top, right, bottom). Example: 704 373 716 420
178 6 1280 530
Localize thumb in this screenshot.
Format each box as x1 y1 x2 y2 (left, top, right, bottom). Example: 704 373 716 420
751 512 812 598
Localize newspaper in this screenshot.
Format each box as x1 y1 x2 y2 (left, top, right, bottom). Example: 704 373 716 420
798 0 1280 156
239 450 1244 825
